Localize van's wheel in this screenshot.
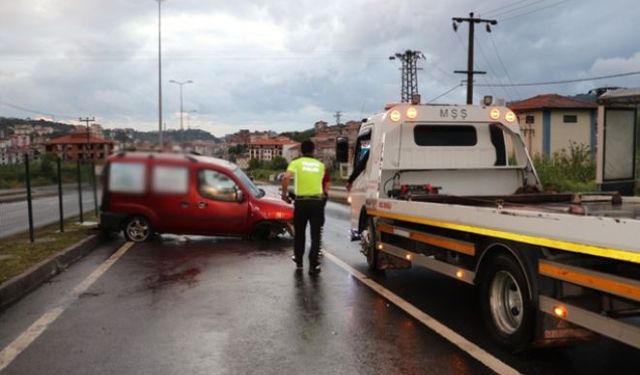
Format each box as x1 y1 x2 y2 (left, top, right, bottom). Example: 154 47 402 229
361 218 378 271
480 253 535 351
123 216 152 242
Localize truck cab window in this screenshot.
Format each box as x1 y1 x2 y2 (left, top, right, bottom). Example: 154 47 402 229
489 124 507 166
198 170 241 202
349 131 372 183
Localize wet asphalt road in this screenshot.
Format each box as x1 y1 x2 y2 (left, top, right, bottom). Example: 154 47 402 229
1 186 639 374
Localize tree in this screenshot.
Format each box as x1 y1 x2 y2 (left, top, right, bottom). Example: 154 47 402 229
248 158 264 170
269 156 288 171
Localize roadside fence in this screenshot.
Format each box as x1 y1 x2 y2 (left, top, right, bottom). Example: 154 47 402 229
0 155 100 242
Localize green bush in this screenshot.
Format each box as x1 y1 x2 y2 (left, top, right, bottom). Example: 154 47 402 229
533 142 597 193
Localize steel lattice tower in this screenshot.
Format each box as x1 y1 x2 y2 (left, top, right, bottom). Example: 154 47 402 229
390 50 425 102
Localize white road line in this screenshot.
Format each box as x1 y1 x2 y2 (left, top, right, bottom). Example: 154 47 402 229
323 250 521 375
0 242 135 372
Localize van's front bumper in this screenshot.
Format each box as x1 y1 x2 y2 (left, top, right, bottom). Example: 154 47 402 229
99 212 128 231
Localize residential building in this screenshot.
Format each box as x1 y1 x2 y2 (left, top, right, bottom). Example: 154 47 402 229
248 137 299 162
508 94 597 157
44 128 115 162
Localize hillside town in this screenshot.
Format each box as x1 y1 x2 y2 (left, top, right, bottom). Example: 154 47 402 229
0 90 604 170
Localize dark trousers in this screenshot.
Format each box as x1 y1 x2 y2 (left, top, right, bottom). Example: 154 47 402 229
293 199 325 267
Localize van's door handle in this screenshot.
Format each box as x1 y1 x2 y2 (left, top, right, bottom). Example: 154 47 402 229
180 200 189 208
197 201 208 209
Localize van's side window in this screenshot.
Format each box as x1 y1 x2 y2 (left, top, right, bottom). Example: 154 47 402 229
198 170 240 202
109 162 145 193
153 166 189 194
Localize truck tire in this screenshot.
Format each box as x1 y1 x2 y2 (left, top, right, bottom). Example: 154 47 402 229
123 216 152 242
480 253 535 351
361 218 378 271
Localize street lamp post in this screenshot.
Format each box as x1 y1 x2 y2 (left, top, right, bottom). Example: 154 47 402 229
169 79 193 144
156 0 165 149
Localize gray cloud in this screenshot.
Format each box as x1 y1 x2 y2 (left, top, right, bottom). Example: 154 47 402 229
0 0 639 135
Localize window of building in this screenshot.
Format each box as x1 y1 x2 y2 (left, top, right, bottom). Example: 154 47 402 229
413 125 477 146
152 165 188 194
198 169 241 202
525 115 535 124
563 115 578 123
109 162 145 193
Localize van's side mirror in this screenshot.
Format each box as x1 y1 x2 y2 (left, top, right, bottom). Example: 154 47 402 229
336 137 349 163
236 190 245 202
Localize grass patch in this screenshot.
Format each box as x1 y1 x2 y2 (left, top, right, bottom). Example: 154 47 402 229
0 214 97 283
533 142 597 193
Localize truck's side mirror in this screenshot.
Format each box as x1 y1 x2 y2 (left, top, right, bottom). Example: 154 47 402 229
336 137 349 163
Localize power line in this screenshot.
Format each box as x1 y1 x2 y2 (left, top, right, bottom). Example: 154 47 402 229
488 33 522 98
489 0 547 18
428 84 463 103
500 0 572 22
0 99 76 120
474 35 514 101
478 0 534 17
475 70 640 87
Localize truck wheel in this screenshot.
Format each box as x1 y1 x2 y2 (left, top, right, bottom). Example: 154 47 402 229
480 253 535 351
123 216 152 242
361 218 378 271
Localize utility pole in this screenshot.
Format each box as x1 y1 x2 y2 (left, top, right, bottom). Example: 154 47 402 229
452 12 497 104
79 117 95 160
334 111 342 126
389 50 425 102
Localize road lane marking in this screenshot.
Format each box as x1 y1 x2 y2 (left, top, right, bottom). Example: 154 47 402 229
0 241 135 371
323 250 521 375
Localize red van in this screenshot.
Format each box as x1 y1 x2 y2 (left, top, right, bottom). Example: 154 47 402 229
100 152 293 242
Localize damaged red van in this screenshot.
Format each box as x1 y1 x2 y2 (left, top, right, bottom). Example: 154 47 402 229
100 152 293 242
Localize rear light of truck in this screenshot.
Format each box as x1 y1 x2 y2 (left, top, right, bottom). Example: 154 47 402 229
489 108 501 120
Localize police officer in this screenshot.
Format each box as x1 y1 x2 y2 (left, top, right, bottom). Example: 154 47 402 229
281 140 329 275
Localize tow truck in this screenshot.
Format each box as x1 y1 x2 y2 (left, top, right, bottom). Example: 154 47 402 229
344 98 640 350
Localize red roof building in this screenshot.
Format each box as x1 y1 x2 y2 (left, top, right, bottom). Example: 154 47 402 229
44 129 115 162
508 94 597 157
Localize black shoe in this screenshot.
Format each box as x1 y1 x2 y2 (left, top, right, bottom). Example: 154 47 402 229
308 264 321 275
292 256 303 269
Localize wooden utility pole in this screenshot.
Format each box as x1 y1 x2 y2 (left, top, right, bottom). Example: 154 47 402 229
452 12 497 104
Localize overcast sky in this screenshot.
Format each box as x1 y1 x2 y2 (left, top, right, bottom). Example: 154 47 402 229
0 0 639 136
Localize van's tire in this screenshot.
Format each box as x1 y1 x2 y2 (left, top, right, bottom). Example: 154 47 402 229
123 216 152 242
480 253 535 351
361 218 378 271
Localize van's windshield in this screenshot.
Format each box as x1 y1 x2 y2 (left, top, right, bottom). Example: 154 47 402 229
234 168 264 198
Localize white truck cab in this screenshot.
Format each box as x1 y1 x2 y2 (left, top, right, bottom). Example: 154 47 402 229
349 102 540 237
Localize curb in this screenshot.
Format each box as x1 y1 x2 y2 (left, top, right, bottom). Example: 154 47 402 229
0 233 106 312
